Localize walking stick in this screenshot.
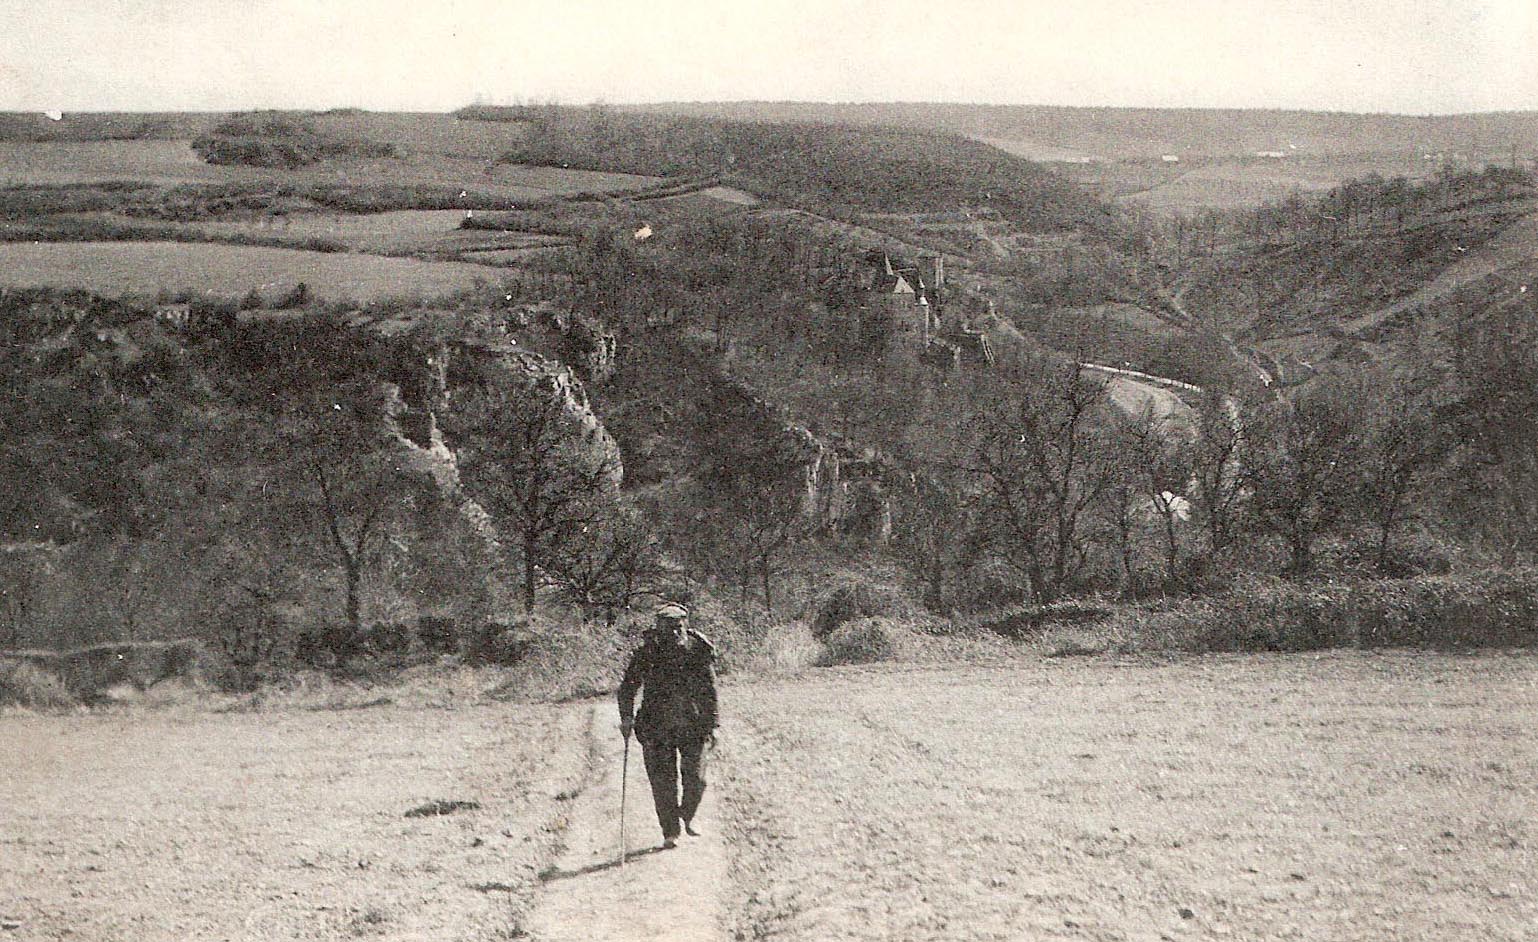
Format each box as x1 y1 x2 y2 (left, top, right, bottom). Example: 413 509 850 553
619 734 630 867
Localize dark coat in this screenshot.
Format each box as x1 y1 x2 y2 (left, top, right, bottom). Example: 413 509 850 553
618 629 718 745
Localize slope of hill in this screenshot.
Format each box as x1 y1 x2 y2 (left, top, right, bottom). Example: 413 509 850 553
13 106 1538 668
632 103 1538 214
0 289 618 650
632 102 1538 162
487 108 1115 235
1171 166 1538 382
1343 210 1538 337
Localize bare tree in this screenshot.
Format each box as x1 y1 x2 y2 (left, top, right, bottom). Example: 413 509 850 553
303 449 407 649
1098 464 1143 598
968 360 1119 604
1355 375 1448 572
546 498 666 623
453 373 621 612
1247 387 1361 578
894 471 978 611
1189 389 1248 562
735 485 804 615
1448 285 1538 562
691 479 804 615
1123 408 1197 589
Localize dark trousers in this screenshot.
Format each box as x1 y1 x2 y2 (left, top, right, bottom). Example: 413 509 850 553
639 738 707 840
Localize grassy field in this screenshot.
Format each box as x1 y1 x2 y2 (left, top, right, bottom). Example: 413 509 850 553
3 653 1532 941
307 112 532 159
638 102 1538 164
0 691 592 940
0 241 502 302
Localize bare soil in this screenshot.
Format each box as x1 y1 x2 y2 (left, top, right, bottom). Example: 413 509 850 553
527 704 730 942
718 652 1538 941
0 700 591 941
3 652 1533 941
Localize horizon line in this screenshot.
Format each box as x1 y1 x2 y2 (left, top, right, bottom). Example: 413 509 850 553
7 100 1538 120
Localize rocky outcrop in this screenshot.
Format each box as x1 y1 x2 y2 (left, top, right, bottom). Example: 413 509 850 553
375 322 623 619
387 327 621 492
704 373 900 543
452 342 621 478
546 309 617 383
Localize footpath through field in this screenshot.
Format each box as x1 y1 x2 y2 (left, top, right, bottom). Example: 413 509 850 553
527 702 729 942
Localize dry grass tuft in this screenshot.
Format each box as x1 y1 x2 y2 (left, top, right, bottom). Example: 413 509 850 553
1099 568 1538 653
816 617 907 666
0 659 76 710
809 580 919 639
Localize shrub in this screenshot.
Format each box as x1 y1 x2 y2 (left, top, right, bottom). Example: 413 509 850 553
980 600 1115 639
958 561 1030 611
191 112 396 169
274 282 311 309
751 621 824 672
416 616 459 654
809 579 916 639
0 659 75 709
1187 580 1352 652
817 617 904 666
1346 569 1538 648
490 611 635 702
360 622 414 656
460 621 535 666
207 656 290 694
1114 568 1538 653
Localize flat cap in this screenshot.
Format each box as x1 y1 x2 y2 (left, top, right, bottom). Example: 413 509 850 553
654 603 690 620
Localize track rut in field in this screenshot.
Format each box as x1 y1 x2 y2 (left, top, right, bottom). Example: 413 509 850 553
525 702 729 942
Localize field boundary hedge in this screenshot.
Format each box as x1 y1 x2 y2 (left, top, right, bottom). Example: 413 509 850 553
1104 569 1538 652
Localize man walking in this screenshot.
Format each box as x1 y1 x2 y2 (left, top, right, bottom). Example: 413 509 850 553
618 603 719 850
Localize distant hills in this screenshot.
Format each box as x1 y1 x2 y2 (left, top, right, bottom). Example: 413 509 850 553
625 102 1538 163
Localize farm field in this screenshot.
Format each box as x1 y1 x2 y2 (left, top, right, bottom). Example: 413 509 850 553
719 653 1538 942
0 241 503 302
0 140 661 201
3 653 1533 941
0 141 208 186
77 209 570 257
0 696 592 941
1060 154 1444 214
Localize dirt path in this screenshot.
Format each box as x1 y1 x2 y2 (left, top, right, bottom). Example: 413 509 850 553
527 703 729 942
1081 363 1198 437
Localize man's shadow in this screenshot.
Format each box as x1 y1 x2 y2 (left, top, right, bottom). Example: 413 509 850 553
536 845 669 883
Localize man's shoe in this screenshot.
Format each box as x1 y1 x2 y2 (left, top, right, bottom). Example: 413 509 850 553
662 837 678 849
684 821 701 837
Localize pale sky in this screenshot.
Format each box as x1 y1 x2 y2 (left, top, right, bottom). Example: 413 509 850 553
0 0 1534 114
